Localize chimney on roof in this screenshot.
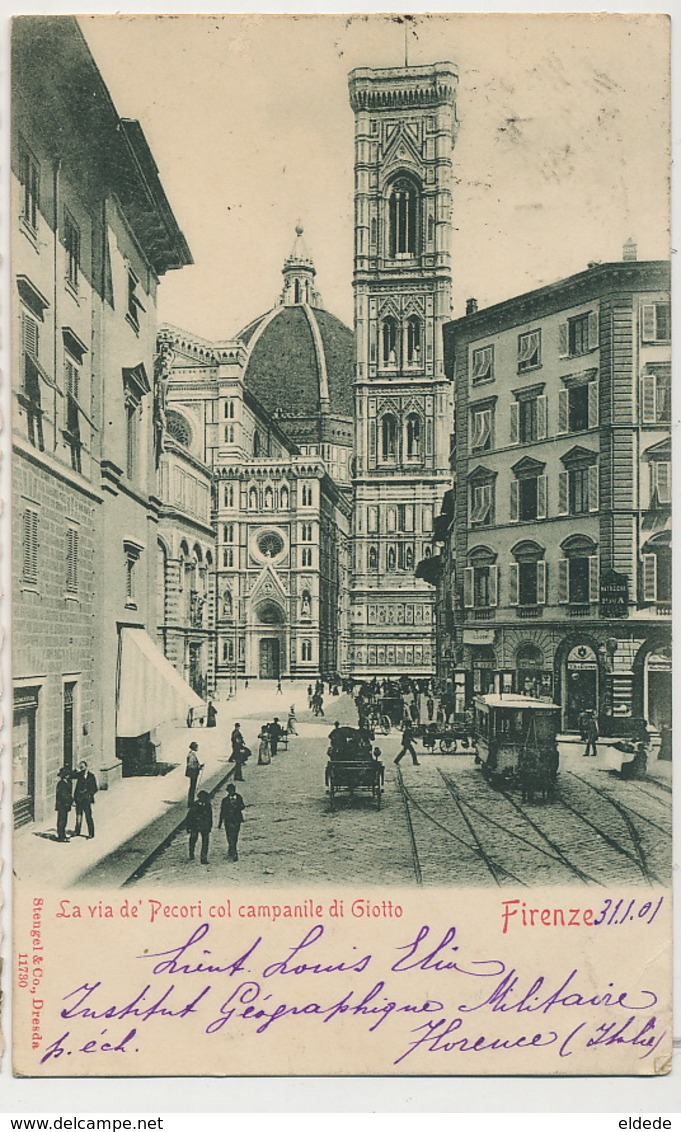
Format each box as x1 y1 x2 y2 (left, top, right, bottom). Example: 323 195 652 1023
622 238 638 262
466 297 478 315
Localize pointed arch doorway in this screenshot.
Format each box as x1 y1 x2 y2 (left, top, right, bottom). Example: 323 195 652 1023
255 598 286 679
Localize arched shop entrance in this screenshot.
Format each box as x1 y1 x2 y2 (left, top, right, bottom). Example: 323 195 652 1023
564 643 599 731
471 645 497 696
634 642 672 759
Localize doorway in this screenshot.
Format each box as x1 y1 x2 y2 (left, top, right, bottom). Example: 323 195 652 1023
259 638 280 679
565 645 598 730
63 681 76 772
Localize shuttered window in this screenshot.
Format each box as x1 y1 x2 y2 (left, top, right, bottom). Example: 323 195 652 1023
517 330 541 371
22 509 39 585
559 311 599 358
640 303 671 343
642 553 658 603
640 370 671 424
651 462 671 506
66 527 79 594
471 346 494 383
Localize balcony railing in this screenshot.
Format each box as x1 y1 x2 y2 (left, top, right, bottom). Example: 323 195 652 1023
567 603 591 618
516 605 543 619
472 607 496 621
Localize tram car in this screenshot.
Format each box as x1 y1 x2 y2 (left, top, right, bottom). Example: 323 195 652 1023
473 694 561 799
325 726 384 811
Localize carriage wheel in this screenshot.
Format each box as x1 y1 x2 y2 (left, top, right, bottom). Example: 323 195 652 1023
380 715 391 735
440 736 456 754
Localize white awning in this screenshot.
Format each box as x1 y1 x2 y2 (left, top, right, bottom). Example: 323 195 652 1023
116 627 204 737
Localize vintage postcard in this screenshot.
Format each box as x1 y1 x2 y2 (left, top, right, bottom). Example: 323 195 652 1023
10 12 672 1078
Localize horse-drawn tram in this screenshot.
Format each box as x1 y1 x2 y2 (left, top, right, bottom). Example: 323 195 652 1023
325 726 384 811
473 694 561 800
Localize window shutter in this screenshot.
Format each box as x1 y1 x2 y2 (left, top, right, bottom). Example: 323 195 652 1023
488 564 498 607
558 322 569 358
509 400 519 444
510 479 519 522
22 509 38 585
537 560 547 605
463 567 474 608
587 310 599 350
640 374 657 423
66 528 78 593
642 553 658 603
558 558 569 603
537 395 548 440
589 554 599 603
508 563 519 606
558 388 569 434
641 304 656 342
537 475 548 519
588 464 599 512
22 313 39 358
655 461 671 505
587 381 599 429
558 471 569 515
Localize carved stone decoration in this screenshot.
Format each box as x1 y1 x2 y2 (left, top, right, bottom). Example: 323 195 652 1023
153 332 175 468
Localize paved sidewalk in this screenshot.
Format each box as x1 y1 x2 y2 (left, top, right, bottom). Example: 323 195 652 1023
557 734 672 788
14 679 314 889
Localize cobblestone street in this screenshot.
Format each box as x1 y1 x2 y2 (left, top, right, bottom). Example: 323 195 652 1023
134 692 672 889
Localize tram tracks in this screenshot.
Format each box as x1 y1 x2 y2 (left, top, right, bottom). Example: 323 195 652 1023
395 763 670 888
395 767 527 887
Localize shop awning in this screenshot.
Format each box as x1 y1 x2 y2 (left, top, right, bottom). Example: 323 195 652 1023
116 627 204 737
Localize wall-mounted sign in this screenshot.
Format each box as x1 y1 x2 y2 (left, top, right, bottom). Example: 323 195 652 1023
567 644 598 670
463 629 496 645
600 569 629 617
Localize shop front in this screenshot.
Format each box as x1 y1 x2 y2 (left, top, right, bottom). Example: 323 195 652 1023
562 642 599 731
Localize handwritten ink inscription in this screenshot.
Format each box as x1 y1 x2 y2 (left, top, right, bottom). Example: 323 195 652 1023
34 919 668 1072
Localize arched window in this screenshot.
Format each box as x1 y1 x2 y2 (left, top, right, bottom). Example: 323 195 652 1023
509 540 546 608
370 217 378 247
294 280 302 304
223 483 234 508
280 485 289 509
224 424 235 443
302 484 313 507
381 317 398 366
223 547 234 568
264 485 274 510
388 175 420 257
224 400 235 419
253 429 262 457
166 410 192 448
381 414 398 461
406 316 422 365
248 486 258 511
368 545 379 571
302 639 312 662
405 413 422 458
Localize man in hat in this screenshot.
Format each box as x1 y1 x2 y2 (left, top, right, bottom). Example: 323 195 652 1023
583 710 599 758
72 760 98 839
218 782 245 861
55 768 73 842
185 741 203 805
230 723 247 781
186 790 213 864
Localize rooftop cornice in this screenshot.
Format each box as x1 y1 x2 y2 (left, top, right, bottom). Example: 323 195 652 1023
348 62 458 112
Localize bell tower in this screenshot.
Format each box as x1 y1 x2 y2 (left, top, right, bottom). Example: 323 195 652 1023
348 62 458 677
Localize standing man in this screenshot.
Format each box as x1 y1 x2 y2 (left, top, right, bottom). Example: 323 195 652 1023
218 782 245 861
206 700 217 728
72 760 98 839
276 679 283 695
185 741 203 805
270 717 283 758
583 710 599 758
426 695 435 722
186 790 212 864
230 723 246 781
55 768 73 843
394 721 420 766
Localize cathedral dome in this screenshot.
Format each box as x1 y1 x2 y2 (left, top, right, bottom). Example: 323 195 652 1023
238 227 354 444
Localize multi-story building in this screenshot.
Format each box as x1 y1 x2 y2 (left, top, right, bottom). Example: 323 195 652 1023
160 319 351 691
443 250 671 741
347 63 458 678
12 17 193 823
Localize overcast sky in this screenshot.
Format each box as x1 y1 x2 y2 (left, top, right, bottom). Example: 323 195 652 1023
80 13 670 341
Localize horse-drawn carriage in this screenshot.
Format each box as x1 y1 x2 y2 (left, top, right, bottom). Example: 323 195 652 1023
325 726 384 811
415 714 475 754
473 694 560 800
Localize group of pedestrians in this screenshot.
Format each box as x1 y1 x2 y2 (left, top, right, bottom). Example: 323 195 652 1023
185 783 245 865
54 761 99 843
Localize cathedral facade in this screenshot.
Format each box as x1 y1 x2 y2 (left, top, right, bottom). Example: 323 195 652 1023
347 63 458 677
